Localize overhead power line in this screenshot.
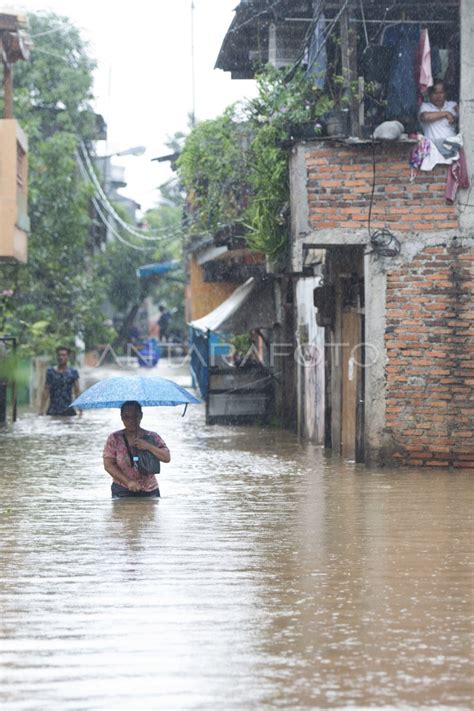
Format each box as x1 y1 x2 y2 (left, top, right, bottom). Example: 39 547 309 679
91 198 152 252
76 144 185 243
76 147 219 247
79 142 186 240
75 155 153 251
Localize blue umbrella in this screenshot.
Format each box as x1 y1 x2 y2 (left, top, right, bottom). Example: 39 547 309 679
70 375 201 410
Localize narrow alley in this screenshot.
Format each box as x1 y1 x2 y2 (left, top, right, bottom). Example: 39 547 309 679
0 364 472 709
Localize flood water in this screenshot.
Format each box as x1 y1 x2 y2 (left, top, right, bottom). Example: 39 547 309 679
0 364 473 710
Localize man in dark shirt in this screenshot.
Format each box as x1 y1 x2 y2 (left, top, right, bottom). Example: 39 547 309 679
39 346 80 416
157 305 171 341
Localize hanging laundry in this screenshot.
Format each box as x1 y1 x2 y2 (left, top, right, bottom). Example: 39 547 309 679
431 46 443 80
409 135 431 181
361 45 394 85
437 49 449 79
433 135 461 160
444 32 460 99
420 139 458 172
306 11 327 89
416 29 433 100
409 136 468 202
445 148 470 202
382 23 420 128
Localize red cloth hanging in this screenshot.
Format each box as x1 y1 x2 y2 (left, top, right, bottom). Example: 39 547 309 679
445 148 470 203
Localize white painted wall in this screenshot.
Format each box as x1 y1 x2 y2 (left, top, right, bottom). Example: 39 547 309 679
296 276 325 442
459 0 474 230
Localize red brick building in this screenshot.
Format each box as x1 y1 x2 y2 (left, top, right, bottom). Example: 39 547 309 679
290 139 473 468
216 0 473 467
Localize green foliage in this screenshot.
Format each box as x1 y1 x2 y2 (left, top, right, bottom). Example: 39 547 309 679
0 13 189 357
177 65 333 258
96 183 186 345
0 12 112 355
12 13 97 139
246 64 333 130
97 240 144 315
145 196 183 262
229 333 253 353
244 123 289 257
177 106 253 234
0 352 31 390
143 189 186 336
8 126 109 355
243 66 333 258
0 288 15 333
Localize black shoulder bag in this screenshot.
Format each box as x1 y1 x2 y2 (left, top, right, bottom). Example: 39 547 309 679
123 433 161 476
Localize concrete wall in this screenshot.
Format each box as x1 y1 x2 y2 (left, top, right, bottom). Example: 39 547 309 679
0 119 29 263
272 276 298 430
295 276 325 442
364 251 387 466
30 356 50 412
459 0 474 231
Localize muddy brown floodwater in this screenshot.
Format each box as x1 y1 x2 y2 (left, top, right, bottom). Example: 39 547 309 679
0 364 473 710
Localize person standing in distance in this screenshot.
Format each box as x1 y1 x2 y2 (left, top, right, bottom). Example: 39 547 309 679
157 304 171 341
39 346 80 416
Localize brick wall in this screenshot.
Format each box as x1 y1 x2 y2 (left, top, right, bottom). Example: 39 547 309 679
385 242 474 468
305 143 459 232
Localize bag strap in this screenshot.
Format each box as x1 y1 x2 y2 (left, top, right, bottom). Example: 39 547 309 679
122 433 136 468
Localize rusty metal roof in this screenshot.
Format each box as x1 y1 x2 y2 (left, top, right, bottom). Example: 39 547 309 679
215 0 459 76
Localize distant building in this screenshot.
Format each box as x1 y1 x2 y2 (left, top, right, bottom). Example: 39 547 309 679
0 12 31 264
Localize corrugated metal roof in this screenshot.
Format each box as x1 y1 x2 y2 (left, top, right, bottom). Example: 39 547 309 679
215 0 459 76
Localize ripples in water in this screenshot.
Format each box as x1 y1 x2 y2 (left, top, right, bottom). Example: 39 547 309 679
0 367 472 709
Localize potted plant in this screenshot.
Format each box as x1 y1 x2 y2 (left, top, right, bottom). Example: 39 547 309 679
321 73 352 136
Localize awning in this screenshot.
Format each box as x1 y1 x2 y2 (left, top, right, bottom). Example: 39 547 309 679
136 260 181 278
189 277 276 334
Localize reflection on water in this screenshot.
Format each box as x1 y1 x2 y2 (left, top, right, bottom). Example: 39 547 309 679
0 367 472 709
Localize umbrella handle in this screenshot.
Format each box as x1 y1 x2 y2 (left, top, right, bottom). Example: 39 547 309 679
182 403 188 417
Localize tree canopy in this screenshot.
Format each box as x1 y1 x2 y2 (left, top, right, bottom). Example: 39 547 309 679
0 12 104 355
0 12 186 356
177 65 333 258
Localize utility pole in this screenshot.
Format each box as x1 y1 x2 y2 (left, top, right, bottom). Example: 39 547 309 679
190 0 196 127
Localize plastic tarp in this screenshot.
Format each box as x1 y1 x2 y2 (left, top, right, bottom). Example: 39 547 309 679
189 277 275 334
136 260 180 278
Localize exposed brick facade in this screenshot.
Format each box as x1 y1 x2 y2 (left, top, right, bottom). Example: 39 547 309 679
385 243 474 468
297 141 473 468
305 143 459 232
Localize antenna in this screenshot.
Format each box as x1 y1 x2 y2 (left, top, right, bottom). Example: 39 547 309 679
190 0 196 127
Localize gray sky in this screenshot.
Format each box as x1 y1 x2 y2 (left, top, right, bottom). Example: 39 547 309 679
11 0 256 211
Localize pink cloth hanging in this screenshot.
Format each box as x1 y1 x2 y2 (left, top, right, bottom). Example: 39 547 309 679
416 29 433 103
445 148 470 203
